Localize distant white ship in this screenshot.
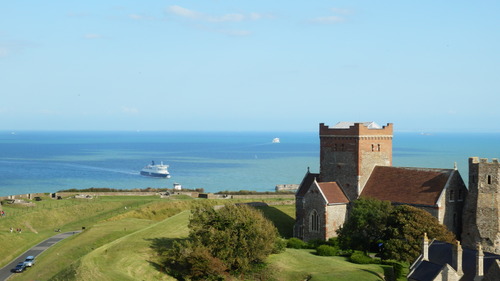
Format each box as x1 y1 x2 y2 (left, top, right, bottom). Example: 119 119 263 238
272 138 280 143
140 161 171 178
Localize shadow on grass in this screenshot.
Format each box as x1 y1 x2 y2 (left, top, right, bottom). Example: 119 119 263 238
255 205 294 238
146 237 189 277
360 268 386 281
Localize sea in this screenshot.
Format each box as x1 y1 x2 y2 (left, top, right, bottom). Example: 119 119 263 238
0 131 499 197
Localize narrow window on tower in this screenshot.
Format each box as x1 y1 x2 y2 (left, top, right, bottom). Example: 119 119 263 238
377 144 381 151
458 189 463 201
488 175 492 185
371 144 375 152
449 190 455 202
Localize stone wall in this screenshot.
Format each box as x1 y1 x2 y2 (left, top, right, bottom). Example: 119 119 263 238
462 157 500 254
325 204 347 239
319 122 393 200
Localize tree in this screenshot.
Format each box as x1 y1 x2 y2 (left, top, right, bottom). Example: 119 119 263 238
337 197 392 252
337 198 456 263
163 204 279 280
382 205 455 262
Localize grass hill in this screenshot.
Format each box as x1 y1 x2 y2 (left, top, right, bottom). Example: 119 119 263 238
1 194 396 280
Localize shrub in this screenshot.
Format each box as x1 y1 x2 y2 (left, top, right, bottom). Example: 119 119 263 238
274 237 287 254
349 251 377 264
306 239 327 249
316 245 339 256
381 260 404 279
286 238 307 249
164 204 279 279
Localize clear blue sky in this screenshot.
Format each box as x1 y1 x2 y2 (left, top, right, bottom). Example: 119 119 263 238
1 1 499 132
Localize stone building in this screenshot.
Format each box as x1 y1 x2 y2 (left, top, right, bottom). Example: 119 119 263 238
294 121 468 242
461 157 500 255
408 234 500 281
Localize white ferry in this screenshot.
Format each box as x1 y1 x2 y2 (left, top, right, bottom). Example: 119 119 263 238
272 138 280 143
140 161 171 178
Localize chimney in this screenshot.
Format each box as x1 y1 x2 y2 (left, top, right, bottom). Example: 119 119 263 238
423 233 429 261
474 243 484 281
452 240 463 275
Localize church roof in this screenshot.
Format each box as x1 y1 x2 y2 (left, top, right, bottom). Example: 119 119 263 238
361 166 454 206
296 171 320 198
295 172 348 204
317 182 349 204
332 121 382 129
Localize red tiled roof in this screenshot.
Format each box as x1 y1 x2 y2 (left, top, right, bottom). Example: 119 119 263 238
360 166 453 206
318 182 349 204
317 182 349 204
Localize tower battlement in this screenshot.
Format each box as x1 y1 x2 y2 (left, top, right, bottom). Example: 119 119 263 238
319 122 393 137
469 157 500 164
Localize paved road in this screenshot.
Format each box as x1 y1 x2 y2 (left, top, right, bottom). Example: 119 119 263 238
0 231 81 281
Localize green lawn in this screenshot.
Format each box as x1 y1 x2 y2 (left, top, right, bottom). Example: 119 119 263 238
267 249 389 281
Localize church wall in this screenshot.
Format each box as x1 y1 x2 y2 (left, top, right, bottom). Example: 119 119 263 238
301 183 328 241
325 204 348 239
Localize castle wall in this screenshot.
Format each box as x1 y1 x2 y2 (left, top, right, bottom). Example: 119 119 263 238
462 157 500 254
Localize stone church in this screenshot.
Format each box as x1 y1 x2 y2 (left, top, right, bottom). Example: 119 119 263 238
294 121 468 242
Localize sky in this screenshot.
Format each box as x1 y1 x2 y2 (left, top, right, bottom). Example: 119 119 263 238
1 1 499 132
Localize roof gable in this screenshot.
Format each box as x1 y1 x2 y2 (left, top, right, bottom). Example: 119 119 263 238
296 171 320 198
361 166 454 206
317 182 349 204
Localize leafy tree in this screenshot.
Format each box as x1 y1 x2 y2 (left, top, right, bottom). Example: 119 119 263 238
337 197 392 252
163 204 279 280
382 205 455 262
337 198 456 263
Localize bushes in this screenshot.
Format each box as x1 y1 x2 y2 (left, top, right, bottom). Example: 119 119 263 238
163 204 279 280
349 251 378 264
316 245 339 256
287 238 308 249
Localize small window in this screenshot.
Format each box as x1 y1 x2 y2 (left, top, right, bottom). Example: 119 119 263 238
449 190 455 202
377 144 381 151
488 175 492 185
458 189 463 201
371 144 375 152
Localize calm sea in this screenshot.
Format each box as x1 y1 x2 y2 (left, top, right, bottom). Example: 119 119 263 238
0 131 499 197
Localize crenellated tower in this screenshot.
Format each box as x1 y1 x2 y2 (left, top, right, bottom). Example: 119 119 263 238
319 122 393 200
462 157 500 254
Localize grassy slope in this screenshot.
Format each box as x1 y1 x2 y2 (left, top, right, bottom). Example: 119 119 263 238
267 249 388 281
5 198 399 281
0 196 161 267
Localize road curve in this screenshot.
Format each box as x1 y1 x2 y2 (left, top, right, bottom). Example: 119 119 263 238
0 231 81 281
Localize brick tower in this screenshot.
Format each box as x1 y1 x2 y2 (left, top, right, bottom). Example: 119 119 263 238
462 157 500 254
319 122 393 200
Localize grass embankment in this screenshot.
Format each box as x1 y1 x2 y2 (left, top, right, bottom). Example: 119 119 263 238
0 195 164 268
4 196 402 280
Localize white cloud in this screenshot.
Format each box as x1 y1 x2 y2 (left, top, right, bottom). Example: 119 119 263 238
331 8 352 15
310 7 352 24
122 106 139 114
0 47 9 58
168 5 201 20
84 33 103 39
167 5 270 23
310 16 344 24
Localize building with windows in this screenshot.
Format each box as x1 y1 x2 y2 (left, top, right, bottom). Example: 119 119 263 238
294 122 468 242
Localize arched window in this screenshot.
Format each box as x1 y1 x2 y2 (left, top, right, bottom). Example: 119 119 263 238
310 210 320 232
